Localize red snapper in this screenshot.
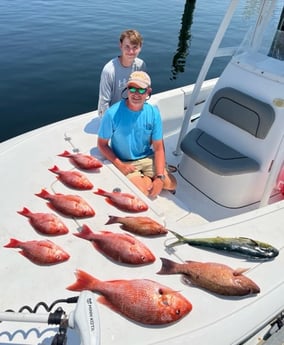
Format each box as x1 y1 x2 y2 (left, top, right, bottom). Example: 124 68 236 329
35 189 95 218
74 224 155 265
4 238 70 265
67 269 192 325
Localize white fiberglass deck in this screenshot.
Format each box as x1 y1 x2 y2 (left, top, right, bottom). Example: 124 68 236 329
1 112 284 345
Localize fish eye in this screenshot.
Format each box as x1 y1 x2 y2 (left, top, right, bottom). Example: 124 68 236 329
158 288 164 295
175 309 181 315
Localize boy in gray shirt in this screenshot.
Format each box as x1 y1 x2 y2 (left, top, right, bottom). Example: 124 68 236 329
97 29 146 117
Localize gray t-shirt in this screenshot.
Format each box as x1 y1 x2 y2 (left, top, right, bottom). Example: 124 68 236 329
97 56 146 116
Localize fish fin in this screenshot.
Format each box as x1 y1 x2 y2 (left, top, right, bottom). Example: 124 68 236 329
57 150 71 157
233 268 248 276
120 225 130 232
121 192 136 199
105 215 118 225
181 275 194 287
35 188 50 199
35 188 55 200
73 224 94 239
97 296 117 311
4 238 21 248
105 198 116 207
66 269 99 291
166 230 188 247
156 257 177 275
120 233 136 244
238 237 260 247
17 207 31 217
18 250 34 262
93 188 107 196
165 239 184 248
48 165 60 174
46 202 57 213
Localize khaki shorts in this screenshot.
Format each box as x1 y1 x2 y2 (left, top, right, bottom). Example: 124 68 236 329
125 156 157 179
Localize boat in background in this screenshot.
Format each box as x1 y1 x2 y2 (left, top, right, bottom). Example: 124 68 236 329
0 0 284 344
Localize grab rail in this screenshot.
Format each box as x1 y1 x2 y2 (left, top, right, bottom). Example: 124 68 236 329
174 0 240 155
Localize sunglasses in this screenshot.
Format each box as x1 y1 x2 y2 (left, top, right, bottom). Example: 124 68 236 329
128 86 147 94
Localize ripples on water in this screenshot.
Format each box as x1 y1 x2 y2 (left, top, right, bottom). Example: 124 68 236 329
0 0 282 141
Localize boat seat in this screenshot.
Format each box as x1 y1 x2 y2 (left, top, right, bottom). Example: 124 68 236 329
179 87 276 208
181 128 260 175
209 87 274 139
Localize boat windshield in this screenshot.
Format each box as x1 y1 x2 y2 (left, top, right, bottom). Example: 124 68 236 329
234 4 284 61
269 29 284 60
235 26 284 61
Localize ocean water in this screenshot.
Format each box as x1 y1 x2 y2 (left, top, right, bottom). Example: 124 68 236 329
0 0 282 142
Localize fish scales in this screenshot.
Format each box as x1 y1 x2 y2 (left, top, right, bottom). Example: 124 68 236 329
49 165 93 190
67 269 192 325
105 215 167 236
58 150 103 170
35 189 95 218
73 224 155 265
94 188 148 213
17 207 69 236
157 257 260 296
4 238 70 265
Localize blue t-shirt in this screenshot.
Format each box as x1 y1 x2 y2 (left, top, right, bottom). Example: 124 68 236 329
98 100 163 161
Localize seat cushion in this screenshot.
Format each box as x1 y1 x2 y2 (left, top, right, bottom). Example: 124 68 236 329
209 87 275 139
181 128 260 175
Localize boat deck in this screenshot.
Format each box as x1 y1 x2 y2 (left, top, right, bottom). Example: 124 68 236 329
1 111 284 344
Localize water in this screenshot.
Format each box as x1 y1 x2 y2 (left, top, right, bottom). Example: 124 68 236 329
0 0 282 142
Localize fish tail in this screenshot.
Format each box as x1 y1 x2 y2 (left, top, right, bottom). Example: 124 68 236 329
35 189 50 199
4 238 21 248
66 269 99 291
93 188 107 196
166 230 188 247
57 150 71 157
17 207 31 217
73 224 94 239
48 165 60 174
105 215 118 225
157 257 178 275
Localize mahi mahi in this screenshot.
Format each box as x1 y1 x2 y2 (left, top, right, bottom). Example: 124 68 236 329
166 230 279 260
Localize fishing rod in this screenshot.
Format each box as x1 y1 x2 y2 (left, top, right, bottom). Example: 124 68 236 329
0 290 100 345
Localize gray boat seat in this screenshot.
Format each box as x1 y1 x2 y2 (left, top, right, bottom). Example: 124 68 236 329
209 87 275 139
179 87 276 208
181 128 260 175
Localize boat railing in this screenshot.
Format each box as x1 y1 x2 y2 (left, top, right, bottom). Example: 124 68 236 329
174 0 240 155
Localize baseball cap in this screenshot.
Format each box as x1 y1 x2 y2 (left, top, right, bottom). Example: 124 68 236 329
127 71 151 88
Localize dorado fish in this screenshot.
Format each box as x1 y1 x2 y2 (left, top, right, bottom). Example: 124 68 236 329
48 165 93 190
157 257 260 296
167 230 279 260
73 224 155 265
93 188 148 212
35 189 95 218
17 207 69 235
105 215 167 236
67 269 192 325
58 150 103 170
4 238 70 265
